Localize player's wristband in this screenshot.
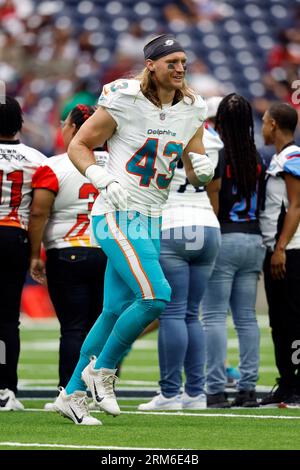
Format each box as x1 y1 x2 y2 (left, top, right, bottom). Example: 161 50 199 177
85 164 116 190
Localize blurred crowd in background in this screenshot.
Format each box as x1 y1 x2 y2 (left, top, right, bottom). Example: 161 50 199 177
1 0 300 161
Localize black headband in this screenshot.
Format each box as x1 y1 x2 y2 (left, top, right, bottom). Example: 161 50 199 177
143 34 185 61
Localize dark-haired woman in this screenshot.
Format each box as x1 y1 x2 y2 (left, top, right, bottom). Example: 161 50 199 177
202 94 266 408
28 106 107 411
0 96 46 410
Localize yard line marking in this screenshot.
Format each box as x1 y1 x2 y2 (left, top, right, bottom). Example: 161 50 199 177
132 340 157 350
21 341 59 351
121 411 300 420
20 317 59 329
18 379 158 386
22 408 300 420
227 315 270 328
21 339 157 351
20 315 271 330
19 364 158 372
16 383 273 392
21 340 273 352
20 398 143 402
0 442 177 450
227 337 270 349
257 315 270 327
118 380 158 386
19 379 58 385
258 366 278 372
19 364 57 370
117 366 158 372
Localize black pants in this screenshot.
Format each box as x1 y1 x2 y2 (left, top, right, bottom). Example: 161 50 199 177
264 249 300 392
0 227 29 393
46 247 107 387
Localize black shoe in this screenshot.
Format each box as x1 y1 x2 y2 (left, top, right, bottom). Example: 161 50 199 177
278 394 300 408
207 392 231 408
260 378 294 407
231 390 259 407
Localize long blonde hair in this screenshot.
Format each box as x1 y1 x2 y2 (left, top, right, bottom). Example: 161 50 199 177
135 67 195 108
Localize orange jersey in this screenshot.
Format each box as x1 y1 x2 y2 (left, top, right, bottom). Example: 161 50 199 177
0 140 46 230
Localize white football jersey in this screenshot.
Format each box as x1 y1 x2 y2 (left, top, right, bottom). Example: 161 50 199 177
0 140 46 230
32 151 108 250
162 125 223 230
92 79 207 218
260 144 300 250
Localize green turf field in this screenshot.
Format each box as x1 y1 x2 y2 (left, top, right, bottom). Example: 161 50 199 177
1 399 300 450
1 314 299 451
18 314 276 388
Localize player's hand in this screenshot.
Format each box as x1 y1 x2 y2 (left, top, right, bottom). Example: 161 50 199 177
30 258 47 285
189 152 214 184
271 248 286 280
104 181 128 211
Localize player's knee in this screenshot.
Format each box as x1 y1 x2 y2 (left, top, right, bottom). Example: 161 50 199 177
153 279 172 303
141 298 168 323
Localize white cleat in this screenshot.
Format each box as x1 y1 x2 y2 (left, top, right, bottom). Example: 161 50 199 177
181 392 207 409
54 388 102 425
0 389 24 411
82 357 120 416
138 393 182 411
44 402 57 411
88 401 98 411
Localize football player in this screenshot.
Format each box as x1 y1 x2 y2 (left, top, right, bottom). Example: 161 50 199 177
54 34 214 425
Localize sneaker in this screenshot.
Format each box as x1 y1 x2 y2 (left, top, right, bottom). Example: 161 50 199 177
207 392 231 408
138 393 182 411
54 388 101 425
0 389 24 411
231 390 259 407
260 379 293 407
226 367 240 388
88 401 98 411
44 402 57 411
82 356 120 416
278 394 300 409
181 392 207 409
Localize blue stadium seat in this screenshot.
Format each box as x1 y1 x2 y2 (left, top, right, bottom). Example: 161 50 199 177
25 0 295 136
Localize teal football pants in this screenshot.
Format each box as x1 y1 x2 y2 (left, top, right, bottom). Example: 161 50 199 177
66 211 171 394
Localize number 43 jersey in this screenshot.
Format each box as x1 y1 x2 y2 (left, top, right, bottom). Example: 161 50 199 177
92 79 207 217
32 151 108 249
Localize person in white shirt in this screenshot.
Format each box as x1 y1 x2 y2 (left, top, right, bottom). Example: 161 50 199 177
138 124 222 411
260 103 300 407
0 96 46 411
